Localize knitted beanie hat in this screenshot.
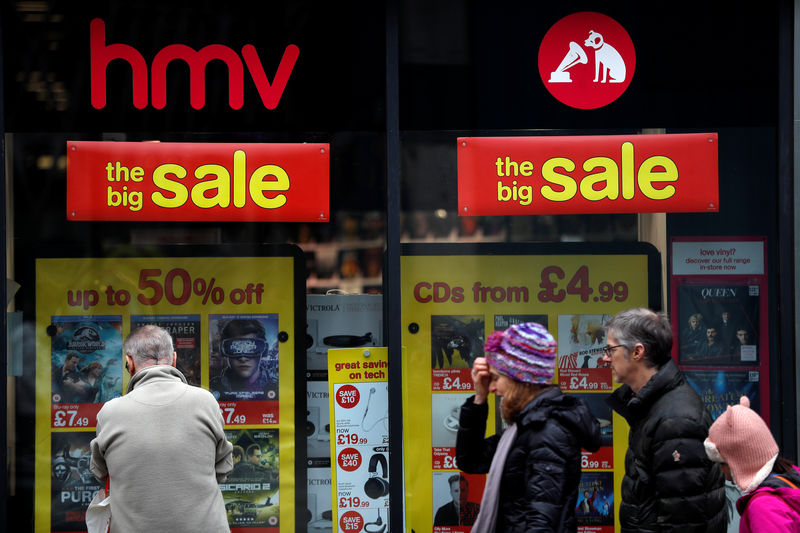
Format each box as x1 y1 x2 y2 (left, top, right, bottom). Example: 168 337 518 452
484 322 557 385
704 396 779 494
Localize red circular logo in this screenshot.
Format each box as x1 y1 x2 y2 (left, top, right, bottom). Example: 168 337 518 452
538 12 635 109
339 510 364 532
336 384 360 409
337 447 362 472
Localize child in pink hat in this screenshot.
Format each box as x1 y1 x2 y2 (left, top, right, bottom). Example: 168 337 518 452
704 396 800 532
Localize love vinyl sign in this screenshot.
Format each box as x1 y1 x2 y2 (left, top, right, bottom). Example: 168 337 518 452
457 133 718 216
67 141 329 222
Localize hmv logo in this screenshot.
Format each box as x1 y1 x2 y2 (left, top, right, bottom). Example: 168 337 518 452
90 18 299 110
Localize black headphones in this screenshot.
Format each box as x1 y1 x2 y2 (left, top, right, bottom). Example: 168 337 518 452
363 453 389 499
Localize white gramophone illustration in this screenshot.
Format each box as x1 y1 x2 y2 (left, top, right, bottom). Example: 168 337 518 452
549 30 626 84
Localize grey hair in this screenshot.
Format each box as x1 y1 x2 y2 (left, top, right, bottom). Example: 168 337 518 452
604 308 673 368
123 325 174 367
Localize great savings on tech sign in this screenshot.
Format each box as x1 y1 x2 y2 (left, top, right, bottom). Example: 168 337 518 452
457 133 719 216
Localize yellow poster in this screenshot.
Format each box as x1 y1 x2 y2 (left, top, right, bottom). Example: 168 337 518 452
401 246 657 533
37 254 298 533
327 347 389 533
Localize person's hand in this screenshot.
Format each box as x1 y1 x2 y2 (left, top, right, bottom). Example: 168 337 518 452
471 357 491 404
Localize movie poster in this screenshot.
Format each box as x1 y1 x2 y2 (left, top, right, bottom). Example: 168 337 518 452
130 314 202 386
431 315 484 392
51 316 123 405
684 370 761 419
575 471 614 532
222 429 280 529
209 314 280 402
677 284 760 366
557 314 612 392
51 432 101 532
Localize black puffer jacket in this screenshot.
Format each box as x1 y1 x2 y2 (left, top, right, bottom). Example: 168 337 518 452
606 359 726 532
456 387 601 532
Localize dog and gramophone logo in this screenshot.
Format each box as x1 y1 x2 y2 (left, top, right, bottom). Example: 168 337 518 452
538 12 635 109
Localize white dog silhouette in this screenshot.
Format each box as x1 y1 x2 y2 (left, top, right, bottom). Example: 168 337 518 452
584 30 626 83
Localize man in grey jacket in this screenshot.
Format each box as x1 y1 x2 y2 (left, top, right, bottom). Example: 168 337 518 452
90 325 233 532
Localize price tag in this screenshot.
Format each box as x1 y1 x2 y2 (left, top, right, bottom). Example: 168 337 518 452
538 265 629 303
432 447 457 470
432 369 473 392
581 447 614 470
218 400 278 426
51 403 102 428
558 369 612 392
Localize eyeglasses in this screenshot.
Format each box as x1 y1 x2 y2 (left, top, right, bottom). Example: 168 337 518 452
602 344 625 357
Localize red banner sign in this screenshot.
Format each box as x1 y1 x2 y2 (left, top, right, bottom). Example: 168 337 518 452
458 133 718 215
67 141 329 221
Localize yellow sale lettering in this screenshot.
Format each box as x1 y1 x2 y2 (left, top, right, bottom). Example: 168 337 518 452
104 150 290 212
152 150 289 209
495 142 679 204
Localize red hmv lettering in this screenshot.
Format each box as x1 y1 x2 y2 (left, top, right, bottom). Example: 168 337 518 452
90 18 299 110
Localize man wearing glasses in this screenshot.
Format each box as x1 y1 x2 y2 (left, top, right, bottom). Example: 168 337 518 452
602 308 726 532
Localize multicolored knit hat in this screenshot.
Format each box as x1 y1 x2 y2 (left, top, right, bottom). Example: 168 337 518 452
704 396 779 494
484 322 557 384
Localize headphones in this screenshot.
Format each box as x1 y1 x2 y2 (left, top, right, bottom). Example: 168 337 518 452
365 509 386 533
363 453 389 499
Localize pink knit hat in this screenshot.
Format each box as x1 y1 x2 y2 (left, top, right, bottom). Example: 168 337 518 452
703 396 778 494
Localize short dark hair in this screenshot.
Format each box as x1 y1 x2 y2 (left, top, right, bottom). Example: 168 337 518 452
605 308 673 368
232 445 244 460
246 443 261 457
222 319 266 340
448 474 466 487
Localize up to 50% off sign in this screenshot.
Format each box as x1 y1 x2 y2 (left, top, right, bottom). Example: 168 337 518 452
65 268 265 310
413 265 629 304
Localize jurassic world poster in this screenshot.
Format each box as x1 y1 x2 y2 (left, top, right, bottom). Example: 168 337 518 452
50 316 123 428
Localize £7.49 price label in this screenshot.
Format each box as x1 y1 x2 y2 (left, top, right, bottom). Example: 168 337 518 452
217 400 278 426
51 403 101 429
